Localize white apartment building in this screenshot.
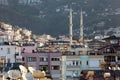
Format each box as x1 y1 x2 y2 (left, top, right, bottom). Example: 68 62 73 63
0 31 7 42
62 55 81 80
14 29 22 41
62 54 104 80
0 44 22 63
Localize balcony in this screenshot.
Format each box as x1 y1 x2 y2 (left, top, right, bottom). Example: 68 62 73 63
103 52 116 56
66 65 80 69
51 61 61 65
51 70 61 74
16 56 22 59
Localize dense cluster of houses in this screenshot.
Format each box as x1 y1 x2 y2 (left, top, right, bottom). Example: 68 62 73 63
0 22 120 80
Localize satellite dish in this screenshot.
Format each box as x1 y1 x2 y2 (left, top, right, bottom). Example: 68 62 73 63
28 67 36 74
19 65 34 80
19 65 27 74
7 70 21 79
33 70 46 78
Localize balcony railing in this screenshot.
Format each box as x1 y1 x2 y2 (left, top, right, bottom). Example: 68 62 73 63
66 65 80 68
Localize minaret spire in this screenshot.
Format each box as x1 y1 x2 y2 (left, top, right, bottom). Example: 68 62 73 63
69 8 73 46
79 8 84 45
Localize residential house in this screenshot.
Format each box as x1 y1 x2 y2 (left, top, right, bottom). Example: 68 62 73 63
0 42 22 73
21 43 62 80
61 45 104 80
99 35 120 68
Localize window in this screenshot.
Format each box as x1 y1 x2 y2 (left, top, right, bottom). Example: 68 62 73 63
51 66 60 70
39 65 48 72
86 61 88 65
27 57 36 62
7 58 10 63
76 61 78 66
110 40 118 44
1 56 6 63
118 56 120 60
51 58 60 61
44 57 48 62
80 61 81 65
104 56 115 62
1 56 6 60
106 48 110 53
22 57 24 61
73 61 75 65
73 52 75 55
7 48 10 54
22 48 25 53
40 57 48 62
1 48 3 50
40 57 44 61
79 51 83 54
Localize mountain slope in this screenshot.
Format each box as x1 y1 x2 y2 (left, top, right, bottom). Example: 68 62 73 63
0 0 120 37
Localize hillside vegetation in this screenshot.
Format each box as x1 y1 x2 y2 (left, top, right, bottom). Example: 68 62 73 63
0 0 120 37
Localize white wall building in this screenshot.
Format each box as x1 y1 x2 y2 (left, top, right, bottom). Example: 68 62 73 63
62 54 104 80
62 55 81 80
0 31 8 42
4 30 14 41
0 23 14 41
0 45 22 63
14 29 22 41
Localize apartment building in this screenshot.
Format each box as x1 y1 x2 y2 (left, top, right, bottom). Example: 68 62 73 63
21 43 62 80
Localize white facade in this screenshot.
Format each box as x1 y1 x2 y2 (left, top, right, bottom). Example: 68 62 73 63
5 30 14 41
61 55 104 80
1 23 12 30
22 29 31 36
88 56 104 70
62 56 66 80
0 45 22 63
14 29 22 41
0 31 8 42
62 56 81 80
0 23 14 41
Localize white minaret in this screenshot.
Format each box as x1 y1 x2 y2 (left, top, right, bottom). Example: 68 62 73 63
79 8 84 45
69 8 73 46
